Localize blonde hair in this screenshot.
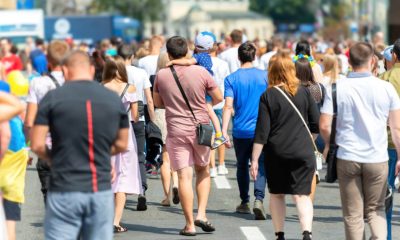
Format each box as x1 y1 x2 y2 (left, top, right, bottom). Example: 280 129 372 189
268 51 300 96
322 54 339 84
156 52 170 72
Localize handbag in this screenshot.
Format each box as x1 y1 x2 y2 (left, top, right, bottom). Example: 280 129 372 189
325 83 338 183
274 86 324 170
170 66 213 147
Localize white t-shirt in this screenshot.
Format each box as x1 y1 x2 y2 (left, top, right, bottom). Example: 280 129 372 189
338 54 349 74
211 57 229 109
219 47 240 74
137 55 159 76
26 71 64 104
126 66 151 122
321 72 400 163
258 51 277 70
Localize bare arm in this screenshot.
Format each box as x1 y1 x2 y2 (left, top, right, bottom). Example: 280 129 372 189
207 87 223 106
0 92 24 122
130 102 139 123
222 97 234 148
31 125 50 162
110 128 129 155
167 58 197 67
250 143 263 180
0 122 11 160
24 102 38 143
153 91 164 109
144 88 156 122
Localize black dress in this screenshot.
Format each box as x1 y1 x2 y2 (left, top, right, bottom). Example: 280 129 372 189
254 86 320 195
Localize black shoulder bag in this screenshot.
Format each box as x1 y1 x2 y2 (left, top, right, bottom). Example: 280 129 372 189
169 66 213 147
325 83 338 183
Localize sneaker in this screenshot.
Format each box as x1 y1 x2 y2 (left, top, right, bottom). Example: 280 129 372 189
137 194 147 211
253 199 266 220
211 136 227 150
210 168 217 178
217 165 228 175
148 165 159 179
236 202 251 214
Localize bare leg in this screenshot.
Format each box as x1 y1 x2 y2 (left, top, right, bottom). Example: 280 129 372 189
160 147 172 203
172 170 178 188
292 195 313 232
6 221 15 240
270 194 286 232
113 193 126 226
177 167 195 232
194 165 211 221
217 144 225 166
310 174 317 202
210 150 216 169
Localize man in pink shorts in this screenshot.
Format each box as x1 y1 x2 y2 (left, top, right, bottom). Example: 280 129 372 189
153 36 223 237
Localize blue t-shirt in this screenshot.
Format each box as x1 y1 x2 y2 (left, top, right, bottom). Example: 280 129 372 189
193 52 213 75
8 117 26 152
224 68 268 138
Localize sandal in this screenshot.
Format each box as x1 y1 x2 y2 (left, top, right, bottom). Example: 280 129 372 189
194 219 215 232
179 228 196 236
172 187 180 205
114 225 128 233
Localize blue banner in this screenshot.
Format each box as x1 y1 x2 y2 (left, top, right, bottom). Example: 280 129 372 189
17 0 35 9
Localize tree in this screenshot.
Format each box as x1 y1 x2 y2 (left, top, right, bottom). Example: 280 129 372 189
90 0 162 22
250 0 317 24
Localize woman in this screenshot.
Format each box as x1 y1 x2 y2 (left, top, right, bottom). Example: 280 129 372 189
250 52 320 240
154 52 179 206
102 56 142 233
295 40 323 83
321 54 342 87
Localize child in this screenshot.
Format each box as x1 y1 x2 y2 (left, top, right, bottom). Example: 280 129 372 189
168 31 226 149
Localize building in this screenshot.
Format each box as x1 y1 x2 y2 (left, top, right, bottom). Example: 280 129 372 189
145 0 274 41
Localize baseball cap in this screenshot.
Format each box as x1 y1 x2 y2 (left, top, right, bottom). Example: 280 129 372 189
382 45 394 62
195 31 216 51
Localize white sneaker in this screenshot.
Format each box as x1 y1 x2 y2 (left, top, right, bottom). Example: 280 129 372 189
210 168 217 178
217 165 228 175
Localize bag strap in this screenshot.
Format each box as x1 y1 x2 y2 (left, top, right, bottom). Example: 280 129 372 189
169 66 198 123
273 86 318 152
47 73 61 88
120 83 132 113
329 83 337 145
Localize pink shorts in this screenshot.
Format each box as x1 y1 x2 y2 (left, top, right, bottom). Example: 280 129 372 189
166 135 210 171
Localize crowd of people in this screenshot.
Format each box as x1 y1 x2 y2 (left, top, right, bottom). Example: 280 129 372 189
0 27 398 240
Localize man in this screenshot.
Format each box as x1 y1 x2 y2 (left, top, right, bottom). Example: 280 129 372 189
0 39 22 76
138 35 163 78
222 42 268 220
210 45 230 176
31 51 130 240
320 42 400 240
219 29 243 74
258 37 283 71
25 40 70 204
380 39 400 240
118 44 156 210
153 36 222 236
29 38 48 75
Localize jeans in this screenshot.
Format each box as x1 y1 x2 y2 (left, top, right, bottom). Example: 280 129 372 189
133 121 147 192
45 190 113 240
36 159 51 204
387 149 397 240
233 138 266 203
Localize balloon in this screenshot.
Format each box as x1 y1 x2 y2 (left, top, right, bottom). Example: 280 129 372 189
0 80 10 93
6 71 29 97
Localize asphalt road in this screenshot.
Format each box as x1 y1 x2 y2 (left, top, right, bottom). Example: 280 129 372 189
18 148 400 240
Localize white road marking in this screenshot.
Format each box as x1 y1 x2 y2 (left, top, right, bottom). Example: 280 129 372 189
240 226 267 240
213 175 231 189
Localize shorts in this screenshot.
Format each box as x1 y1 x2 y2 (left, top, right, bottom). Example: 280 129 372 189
3 199 21 221
166 135 211 171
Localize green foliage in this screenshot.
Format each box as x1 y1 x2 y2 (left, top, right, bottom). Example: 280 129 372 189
90 0 163 22
250 0 316 23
